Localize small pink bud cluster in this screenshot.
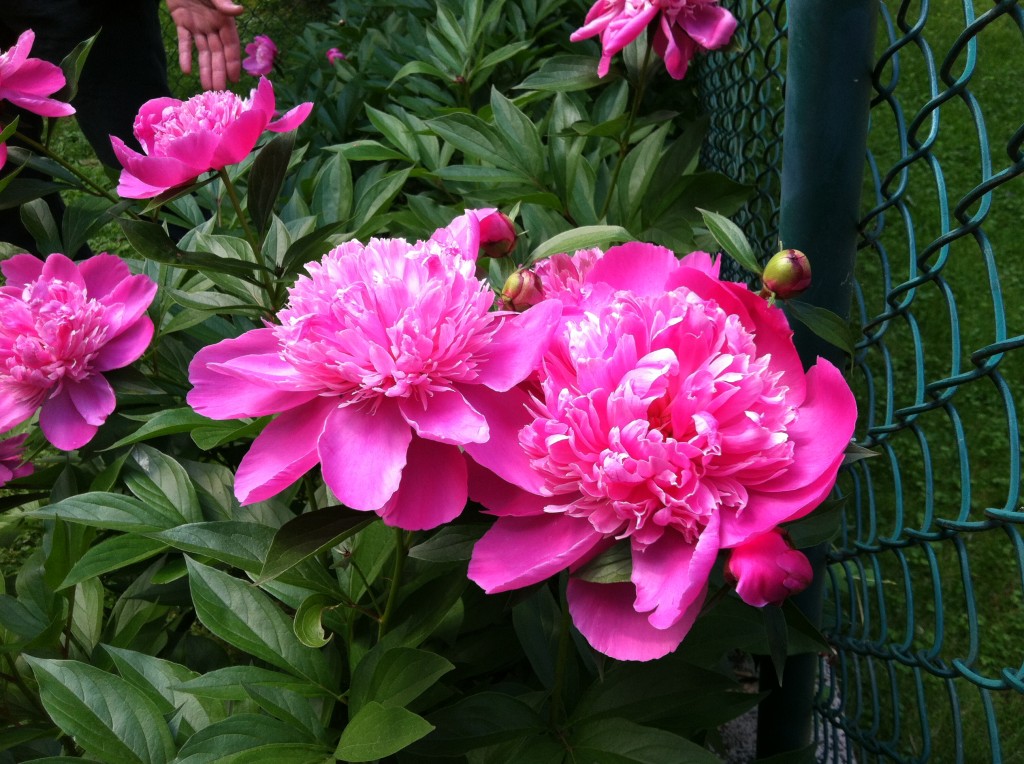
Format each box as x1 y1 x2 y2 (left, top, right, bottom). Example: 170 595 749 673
761 248 812 300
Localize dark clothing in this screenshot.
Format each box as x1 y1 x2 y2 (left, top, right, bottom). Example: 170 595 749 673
0 0 171 251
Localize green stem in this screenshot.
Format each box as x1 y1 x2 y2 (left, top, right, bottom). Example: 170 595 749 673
377 528 409 639
549 577 573 728
598 42 655 220
12 129 122 205
303 474 320 513
217 169 274 307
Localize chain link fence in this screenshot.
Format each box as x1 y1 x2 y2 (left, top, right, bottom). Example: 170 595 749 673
703 1 1024 761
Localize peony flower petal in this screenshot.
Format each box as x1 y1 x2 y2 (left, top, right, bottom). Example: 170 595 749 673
468 514 603 594
474 300 561 392
66 375 116 427
380 437 468 530
267 101 314 133
188 329 319 418
398 388 488 445
630 512 720 630
680 3 739 50
653 19 698 80
1 253 44 288
92 317 154 372
467 458 551 517
102 274 159 334
211 110 267 168
41 253 84 288
461 385 549 495
586 241 680 297
233 395 339 505
567 578 706 661
79 253 131 299
39 386 98 451
318 400 412 511
0 387 44 432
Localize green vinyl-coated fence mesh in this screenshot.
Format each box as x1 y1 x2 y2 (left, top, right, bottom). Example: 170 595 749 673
703 1 1024 761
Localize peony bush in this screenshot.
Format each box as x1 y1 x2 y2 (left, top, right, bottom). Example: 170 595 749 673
0 2 861 761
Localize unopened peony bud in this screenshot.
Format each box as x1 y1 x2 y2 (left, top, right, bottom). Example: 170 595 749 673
761 248 811 300
478 210 517 258
725 529 813 608
500 269 543 311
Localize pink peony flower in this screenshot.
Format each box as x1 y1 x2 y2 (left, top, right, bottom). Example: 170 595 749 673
726 529 814 608
0 30 76 118
467 242 856 660
110 78 312 199
326 48 347 64
570 0 737 80
243 34 278 77
187 211 561 530
0 253 158 451
0 433 33 487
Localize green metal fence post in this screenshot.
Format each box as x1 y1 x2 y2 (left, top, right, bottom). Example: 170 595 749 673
756 0 877 757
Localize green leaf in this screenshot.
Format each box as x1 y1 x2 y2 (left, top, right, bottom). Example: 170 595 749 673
191 418 266 451
248 130 296 237
573 542 632 584
365 106 419 162
175 666 327 701
429 113 508 168
762 604 788 685
335 702 434 762
491 88 544 179
408 525 487 562
351 167 412 234
434 165 530 184
293 593 334 648
516 55 606 92
783 497 847 548
241 683 327 742
511 586 561 689
119 219 267 282
125 444 202 524
175 715 325 762
529 225 632 263
349 646 455 714
784 300 858 356
185 558 334 690
152 521 272 572
30 492 183 532
56 32 98 102
421 693 545 756
697 208 761 276
60 535 168 588
257 505 372 584
570 718 719 763
25 657 175 764
21 198 62 255
841 441 878 466
104 408 215 450
389 60 450 88
338 139 409 163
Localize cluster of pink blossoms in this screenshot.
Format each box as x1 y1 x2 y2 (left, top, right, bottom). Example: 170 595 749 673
572 0 738 79
465 242 856 660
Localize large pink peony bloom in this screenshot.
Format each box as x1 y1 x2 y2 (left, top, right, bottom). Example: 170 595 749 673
187 210 561 530
467 243 856 660
243 34 278 77
571 0 737 80
110 77 312 199
0 433 33 487
0 253 158 450
0 30 76 118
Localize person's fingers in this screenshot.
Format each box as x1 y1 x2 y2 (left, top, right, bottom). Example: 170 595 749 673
176 25 194 75
220 23 242 82
194 32 213 90
211 0 245 16
205 33 227 90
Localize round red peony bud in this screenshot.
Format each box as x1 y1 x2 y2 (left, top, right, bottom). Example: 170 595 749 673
478 210 517 259
761 248 811 300
725 529 814 608
500 269 543 311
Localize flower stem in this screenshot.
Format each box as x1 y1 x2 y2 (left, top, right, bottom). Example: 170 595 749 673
217 169 274 306
11 129 121 204
549 577 573 728
377 527 409 639
598 42 655 220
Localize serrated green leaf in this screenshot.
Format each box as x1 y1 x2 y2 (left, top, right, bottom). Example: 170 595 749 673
573 542 632 584
697 208 761 276
335 702 434 762
257 506 372 584
529 225 632 263
25 657 175 764
185 558 334 690
784 300 858 355
60 535 168 588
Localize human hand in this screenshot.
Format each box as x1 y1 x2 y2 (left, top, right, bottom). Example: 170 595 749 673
165 0 245 90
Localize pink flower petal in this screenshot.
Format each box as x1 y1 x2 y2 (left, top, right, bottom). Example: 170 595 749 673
398 388 488 445
630 512 719 629
380 438 468 530
586 242 680 297
211 110 267 168
102 274 159 334
0 387 44 432
680 4 738 50
188 329 319 418
466 458 551 517
318 400 412 511
66 375 116 426
40 253 84 288
92 317 154 372
474 300 561 392
653 20 697 80
461 385 549 495
1 253 44 288
567 578 705 661
79 253 131 299
234 395 338 505
268 102 314 133
468 514 603 594
39 386 97 450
